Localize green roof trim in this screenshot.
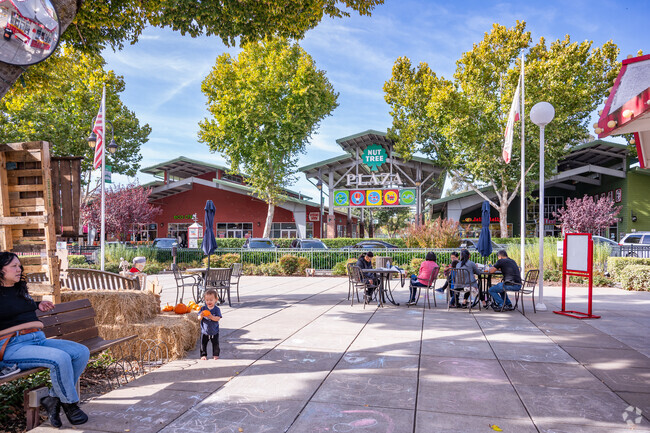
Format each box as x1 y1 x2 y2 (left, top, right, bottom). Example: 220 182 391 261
335 129 388 144
566 139 629 153
140 156 230 176
429 186 493 206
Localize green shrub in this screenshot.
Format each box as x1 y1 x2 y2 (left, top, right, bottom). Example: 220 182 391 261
616 265 650 291
544 268 562 282
402 218 461 248
279 255 300 275
320 238 408 249
258 262 282 275
297 257 311 275
0 370 50 426
406 258 424 276
143 262 165 275
68 255 87 265
203 255 223 268
220 253 241 268
333 258 357 276
607 257 650 279
243 263 261 275
592 271 614 287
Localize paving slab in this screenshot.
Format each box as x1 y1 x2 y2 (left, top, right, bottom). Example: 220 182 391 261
23 277 650 433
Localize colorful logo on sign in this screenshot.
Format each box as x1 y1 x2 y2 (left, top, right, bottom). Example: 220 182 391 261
362 144 387 172
334 190 350 206
366 190 383 206
350 190 366 206
383 189 399 205
399 189 416 205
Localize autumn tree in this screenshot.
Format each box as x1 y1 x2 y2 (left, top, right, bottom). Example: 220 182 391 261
0 0 384 97
383 21 620 237
554 195 620 234
199 38 338 237
0 47 150 194
81 183 161 241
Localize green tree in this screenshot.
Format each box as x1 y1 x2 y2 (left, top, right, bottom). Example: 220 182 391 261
0 47 151 195
199 38 338 237
374 208 411 237
0 0 384 97
384 21 620 237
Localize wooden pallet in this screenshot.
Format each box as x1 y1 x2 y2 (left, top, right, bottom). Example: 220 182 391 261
0 141 61 302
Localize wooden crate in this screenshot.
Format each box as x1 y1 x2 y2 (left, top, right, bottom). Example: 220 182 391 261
51 156 83 237
0 141 61 302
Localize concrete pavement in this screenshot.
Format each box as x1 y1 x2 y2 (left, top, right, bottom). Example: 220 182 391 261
31 276 650 433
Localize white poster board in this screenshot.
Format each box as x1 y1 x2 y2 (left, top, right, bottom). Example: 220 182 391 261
565 234 590 272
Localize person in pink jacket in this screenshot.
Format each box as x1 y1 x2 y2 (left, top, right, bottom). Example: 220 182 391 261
408 252 439 305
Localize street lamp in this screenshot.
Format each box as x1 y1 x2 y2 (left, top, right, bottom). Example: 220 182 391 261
316 179 323 238
87 118 117 154
530 101 555 312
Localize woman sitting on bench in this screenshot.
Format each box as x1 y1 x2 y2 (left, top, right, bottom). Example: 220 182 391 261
0 252 90 428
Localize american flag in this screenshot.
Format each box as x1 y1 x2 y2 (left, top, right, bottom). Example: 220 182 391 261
92 100 104 170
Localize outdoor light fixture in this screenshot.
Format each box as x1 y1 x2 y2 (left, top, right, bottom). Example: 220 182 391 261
530 101 555 312
631 210 638 223
87 117 117 152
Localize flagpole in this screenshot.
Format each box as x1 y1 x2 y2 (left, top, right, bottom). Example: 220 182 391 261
520 53 525 279
100 84 106 271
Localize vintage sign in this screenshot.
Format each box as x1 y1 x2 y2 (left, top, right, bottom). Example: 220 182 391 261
383 189 399 205
346 172 403 187
350 190 366 206
334 190 350 206
366 190 383 206
362 144 387 171
308 212 320 222
399 189 416 206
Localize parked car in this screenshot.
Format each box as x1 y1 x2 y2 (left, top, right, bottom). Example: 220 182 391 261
242 238 277 249
290 238 328 249
618 232 650 257
152 238 178 249
460 238 502 251
342 240 399 250
592 235 618 247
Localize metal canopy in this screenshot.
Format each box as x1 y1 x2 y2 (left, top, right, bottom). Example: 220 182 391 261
300 130 445 202
141 157 229 180
557 140 628 172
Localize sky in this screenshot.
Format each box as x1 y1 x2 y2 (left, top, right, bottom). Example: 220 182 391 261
102 0 650 201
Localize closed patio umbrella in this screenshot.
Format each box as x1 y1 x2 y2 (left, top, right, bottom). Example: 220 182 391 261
477 201 493 260
202 200 218 272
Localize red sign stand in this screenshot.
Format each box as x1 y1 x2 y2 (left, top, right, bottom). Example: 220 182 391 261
554 233 600 319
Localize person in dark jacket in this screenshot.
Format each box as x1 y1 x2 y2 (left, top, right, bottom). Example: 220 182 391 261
0 252 90 428
487 249 522 310
356 252 378 296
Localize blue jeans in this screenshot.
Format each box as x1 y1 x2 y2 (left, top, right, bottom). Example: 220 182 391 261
409 275 427 302
1 331 90 403
489 282 522 308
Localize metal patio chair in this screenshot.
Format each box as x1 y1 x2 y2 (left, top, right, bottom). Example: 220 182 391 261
201 267 233 306
350 265 378 308
230 263 243 302
414 266 440 309
448 268 480 313
171 263 198 304
502 269 539 315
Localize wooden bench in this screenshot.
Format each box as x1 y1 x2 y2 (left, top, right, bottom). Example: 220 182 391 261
62 268 141 290
0 299 137 429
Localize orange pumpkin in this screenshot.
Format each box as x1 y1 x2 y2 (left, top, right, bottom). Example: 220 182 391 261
162 304 174 312
201 310 211 317
174 303 189 314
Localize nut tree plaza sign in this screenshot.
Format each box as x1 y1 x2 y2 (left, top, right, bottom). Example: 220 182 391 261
333 143 416 208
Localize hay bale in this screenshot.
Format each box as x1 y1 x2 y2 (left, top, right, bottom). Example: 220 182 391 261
61 290 160 325
98 313 200 360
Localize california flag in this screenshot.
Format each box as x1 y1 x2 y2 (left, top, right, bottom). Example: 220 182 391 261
502 80 521 164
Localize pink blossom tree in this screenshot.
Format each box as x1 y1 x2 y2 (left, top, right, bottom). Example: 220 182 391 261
82 183 162 241
554 195 621 234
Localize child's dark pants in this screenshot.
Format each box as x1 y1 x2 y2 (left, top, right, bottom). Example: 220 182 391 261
200 333 220 357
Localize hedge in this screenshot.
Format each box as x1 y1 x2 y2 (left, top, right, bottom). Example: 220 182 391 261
607 257 650 279
616 265 650 291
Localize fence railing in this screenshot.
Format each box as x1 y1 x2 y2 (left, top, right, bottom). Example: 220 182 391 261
613 245 650 258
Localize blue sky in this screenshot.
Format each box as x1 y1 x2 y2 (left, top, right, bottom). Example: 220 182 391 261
103 0 649 199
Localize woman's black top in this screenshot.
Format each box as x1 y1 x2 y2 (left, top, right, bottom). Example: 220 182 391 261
0 285 40 331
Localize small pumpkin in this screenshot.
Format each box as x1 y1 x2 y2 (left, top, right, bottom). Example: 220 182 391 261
174 303 189 314
201 309 211 317
193 304 201 311
162 304 174 312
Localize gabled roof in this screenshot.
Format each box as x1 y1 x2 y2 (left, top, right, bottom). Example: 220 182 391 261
141 157 229 179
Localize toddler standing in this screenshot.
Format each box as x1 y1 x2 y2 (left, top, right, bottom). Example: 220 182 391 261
198 289 222 360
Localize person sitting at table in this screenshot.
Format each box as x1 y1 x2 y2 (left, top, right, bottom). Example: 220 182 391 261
407 252 439 305
437 251 459 294
356 252 378 296
453 249 481 308
487 249 522 311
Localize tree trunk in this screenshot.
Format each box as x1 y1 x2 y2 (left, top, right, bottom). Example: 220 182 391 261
263 201 275 238
499 200 509 238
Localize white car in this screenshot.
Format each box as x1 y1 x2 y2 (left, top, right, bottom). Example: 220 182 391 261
619 232 650 246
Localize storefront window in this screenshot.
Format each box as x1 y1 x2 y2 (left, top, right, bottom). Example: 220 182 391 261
271 223 297 238
168 223 191 247
527 196 564 237
306 222 314 238
129 223 157 242
216 223 253 238
336 225 346 237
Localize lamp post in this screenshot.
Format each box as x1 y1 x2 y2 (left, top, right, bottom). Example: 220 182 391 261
87 115 117 272
316 179 323 238
530 101 555 312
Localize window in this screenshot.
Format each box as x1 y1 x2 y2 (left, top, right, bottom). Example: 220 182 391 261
624 234 642 244
306 222 314 238
643 235 650 245
271 223 297 238
129 223 157 242
216 223 253 238
168 223 191 247
337 225 346 237
222 173 244 183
